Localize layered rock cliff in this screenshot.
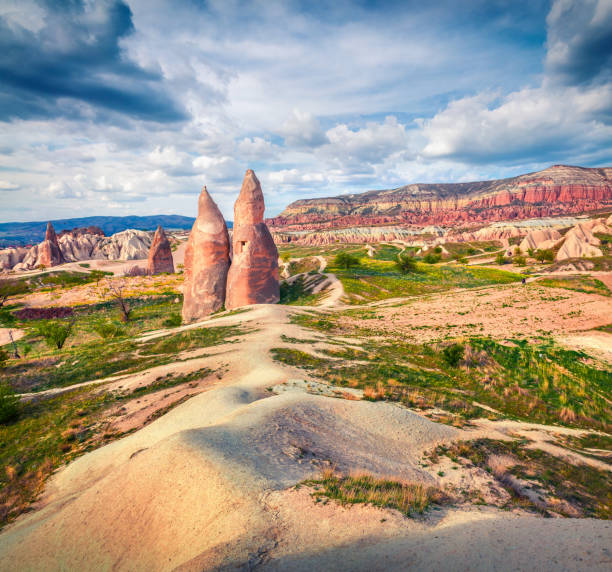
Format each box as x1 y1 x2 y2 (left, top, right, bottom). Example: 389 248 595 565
268 165 612 230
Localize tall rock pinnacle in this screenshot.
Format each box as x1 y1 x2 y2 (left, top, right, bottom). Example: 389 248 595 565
225 170 279 309
147 225 174 275
38 221 65 267
182 186 231 322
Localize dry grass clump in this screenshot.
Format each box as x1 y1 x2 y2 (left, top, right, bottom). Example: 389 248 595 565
305 468 448 516
363 382 386 400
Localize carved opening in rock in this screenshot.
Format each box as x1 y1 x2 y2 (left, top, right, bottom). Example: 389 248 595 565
237 240 247 254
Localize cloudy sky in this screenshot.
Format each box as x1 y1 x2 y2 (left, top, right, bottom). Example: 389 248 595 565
1 0 611 222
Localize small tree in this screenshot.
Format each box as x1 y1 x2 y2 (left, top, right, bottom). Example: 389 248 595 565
334 251 361 270
535 249 554 263
105 279 132 322
36 320 74 350
495 252 507 265
90 270 107 286
0 279 28 308
513 255 526 266
395 253 417 274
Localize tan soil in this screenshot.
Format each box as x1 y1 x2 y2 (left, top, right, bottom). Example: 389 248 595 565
0 327 24 347
352 283 612 343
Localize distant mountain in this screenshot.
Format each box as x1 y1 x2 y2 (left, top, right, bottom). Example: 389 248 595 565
0 215 233 247
268 165 612 230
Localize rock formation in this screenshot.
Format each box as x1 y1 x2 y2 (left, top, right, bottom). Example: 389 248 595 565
91 229 152 261
556 221 604 261
226 170 279 309
147 225 174 275
519 229 562 253
182 186 231 322
268 165 612 230
38 222 66 267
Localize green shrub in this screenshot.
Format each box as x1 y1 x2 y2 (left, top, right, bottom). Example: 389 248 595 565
513 255 527 266
495 253 508 265
93 320 125 339
394 254 417 274
433 246 443 254
36 320 74 350
0 382 20 424
163 313 182 328
535 249 554 263
0 279 28 307
442 343 464 367
334 251 361 269
423 252 441 264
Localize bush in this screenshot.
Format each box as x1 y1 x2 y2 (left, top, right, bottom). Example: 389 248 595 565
124 265 148 277
0 381 19 424
423 252 441 264
163 313 182 328
334 251 361 269
36 320 74 349
442 343 464 367
93 320 125 339
280 277 308 304
14 306 74 321
513 255 526 266
395 254 417 274
495 253 508 265
433 246 443 254
535 249 554 263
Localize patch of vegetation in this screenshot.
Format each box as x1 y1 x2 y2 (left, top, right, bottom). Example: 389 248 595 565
286 257 320 276
162 313 182 328
433 439 611 518
35 320 74 350
302 469 448 517
280 276 326 306
281 314 612 430
537 275 610 296
334 251 361 269
327 257 524 304
13 307 74 320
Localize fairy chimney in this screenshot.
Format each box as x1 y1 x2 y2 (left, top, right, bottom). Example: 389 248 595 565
147 225 174 275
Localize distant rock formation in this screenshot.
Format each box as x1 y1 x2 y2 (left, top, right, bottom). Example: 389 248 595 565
39 222 66 267
556 219 607 261
57 226 105 239
519 229 562 253
0 246 28 271
91 230 152 261
226 170 279 309
268 165 612 230
147 226 174 275
182 187 231 323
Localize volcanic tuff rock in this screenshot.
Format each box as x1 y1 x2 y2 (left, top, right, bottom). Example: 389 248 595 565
182 186 231 322
226 170 279 309
519 229 562 253
268 165 612 230
147 225 174 275
13 222 66 270
91 230 152 261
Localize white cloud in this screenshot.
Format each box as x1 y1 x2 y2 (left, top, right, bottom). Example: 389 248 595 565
0 180 19 190
279 110 327 148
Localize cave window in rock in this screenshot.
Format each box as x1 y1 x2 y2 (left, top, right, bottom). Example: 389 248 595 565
237 240 247 254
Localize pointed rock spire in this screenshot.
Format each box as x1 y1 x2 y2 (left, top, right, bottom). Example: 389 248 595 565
38 221 65 267
182 186 231 322
225 170 279 309
147 225 174 275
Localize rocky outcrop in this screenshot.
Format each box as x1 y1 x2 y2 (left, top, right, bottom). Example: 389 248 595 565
273 225 444 246
57 226 105 239
147 226 174 275
556 220 605 261
59 232 104 262
182 187 231 323
39 222 66 267
268 165 612 230
0 247 28 271
226 170 279 309
91 230 152 261
519 229 562 253
13 222 66 270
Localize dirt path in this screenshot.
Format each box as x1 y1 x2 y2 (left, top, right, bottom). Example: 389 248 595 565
1 302 611 570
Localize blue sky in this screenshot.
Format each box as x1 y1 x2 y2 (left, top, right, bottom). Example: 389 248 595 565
0 0 611 222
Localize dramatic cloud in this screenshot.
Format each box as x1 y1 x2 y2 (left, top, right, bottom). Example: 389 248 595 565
0 0 610 222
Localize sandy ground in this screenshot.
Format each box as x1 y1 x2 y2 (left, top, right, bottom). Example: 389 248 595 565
1 301 611 571
358 282 612 344
0 327 24 347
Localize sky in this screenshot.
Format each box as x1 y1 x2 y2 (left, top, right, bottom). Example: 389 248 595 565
0 0 611 222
